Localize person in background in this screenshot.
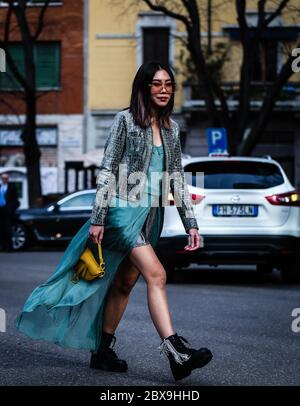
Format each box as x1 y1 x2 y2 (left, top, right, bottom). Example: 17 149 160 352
0 173 19 251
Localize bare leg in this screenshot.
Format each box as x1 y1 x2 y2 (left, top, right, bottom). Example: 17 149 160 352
102 257 140 335
128 244 174 339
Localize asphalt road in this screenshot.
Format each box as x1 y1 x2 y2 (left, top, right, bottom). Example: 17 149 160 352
0 251 299 386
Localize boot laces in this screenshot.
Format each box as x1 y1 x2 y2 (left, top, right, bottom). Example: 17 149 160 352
158 335 191 365
175 335 192 352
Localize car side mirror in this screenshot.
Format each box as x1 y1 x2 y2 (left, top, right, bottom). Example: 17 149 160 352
52 203 60 213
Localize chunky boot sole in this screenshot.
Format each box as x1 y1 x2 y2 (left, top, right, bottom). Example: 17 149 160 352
170 349 213 381
90 354 128 373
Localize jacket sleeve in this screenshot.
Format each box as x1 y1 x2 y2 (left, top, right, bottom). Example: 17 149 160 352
170 122 199 234
90 111 126 226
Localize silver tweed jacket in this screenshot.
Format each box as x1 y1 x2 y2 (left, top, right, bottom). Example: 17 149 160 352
90 108 199 234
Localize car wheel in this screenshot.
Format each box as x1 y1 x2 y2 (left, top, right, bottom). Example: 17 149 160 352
12 222 29 251
257 264 273 274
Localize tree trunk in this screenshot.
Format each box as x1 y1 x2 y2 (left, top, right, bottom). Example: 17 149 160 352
21 94 42 207
187 28 220 127
21 29 42 207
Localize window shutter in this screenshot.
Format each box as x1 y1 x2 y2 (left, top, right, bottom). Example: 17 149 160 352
0 42 60 90
35 42 60 89
0 43 25 90
143 27 170 66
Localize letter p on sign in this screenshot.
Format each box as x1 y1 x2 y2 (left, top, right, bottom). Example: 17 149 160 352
211 130 223 145
207 128 228 156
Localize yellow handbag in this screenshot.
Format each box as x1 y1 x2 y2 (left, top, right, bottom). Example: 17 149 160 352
71 243 105 284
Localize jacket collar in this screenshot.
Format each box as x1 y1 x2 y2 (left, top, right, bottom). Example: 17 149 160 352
144 125 172 148
126 109 174 138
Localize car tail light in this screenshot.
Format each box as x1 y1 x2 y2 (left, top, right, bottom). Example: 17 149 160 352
191 193 205 205
168 193 205 206
265 190 300 206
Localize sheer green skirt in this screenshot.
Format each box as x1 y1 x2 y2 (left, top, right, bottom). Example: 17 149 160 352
15 147 165 351
14 201 164 351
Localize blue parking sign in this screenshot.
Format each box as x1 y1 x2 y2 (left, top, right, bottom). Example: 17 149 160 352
207 128 228 155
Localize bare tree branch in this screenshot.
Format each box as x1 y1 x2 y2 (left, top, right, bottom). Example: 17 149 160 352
33 0 51 40
236 0 248 44
238 43 300 154
235 0 253 146
120 0 295 155
2 3 28 90
257 0 267 29
211 77 230 127
263 0 290 28
254 0 291 42
13 2 33 45
142 0 190 29
0 0 51 205
181 0 200 33
0 96 23 125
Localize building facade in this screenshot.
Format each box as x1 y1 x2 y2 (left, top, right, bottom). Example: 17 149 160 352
85 0 187 154
0 0 84 207
1 0 299 206
86 0 300 188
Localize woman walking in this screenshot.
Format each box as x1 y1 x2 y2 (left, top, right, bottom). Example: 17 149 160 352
15 61 213 381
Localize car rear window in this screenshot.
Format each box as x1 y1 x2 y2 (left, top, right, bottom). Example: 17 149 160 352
184 161 285 189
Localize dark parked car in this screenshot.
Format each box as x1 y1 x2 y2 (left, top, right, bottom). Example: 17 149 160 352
12 190 96 250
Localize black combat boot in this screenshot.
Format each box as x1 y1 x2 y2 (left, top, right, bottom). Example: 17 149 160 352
159 333 213 381
90 332 128 372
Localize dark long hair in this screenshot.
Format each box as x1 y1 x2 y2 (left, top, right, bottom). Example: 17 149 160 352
128 61 176 130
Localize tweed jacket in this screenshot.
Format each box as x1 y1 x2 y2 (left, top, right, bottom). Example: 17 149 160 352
90 108 199 234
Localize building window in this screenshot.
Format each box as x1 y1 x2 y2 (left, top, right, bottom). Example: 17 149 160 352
136 12 176 69
0 126 58 167
0 41 61 90
143 27 170 65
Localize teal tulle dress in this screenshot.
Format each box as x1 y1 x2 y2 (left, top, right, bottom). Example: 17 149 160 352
15 144 165 351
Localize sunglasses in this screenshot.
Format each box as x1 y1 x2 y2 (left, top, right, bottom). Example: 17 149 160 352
147 80 176 94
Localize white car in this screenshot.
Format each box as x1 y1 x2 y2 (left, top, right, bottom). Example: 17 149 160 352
156 156 300 282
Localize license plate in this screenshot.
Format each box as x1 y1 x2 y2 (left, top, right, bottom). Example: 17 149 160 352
212 204 258 217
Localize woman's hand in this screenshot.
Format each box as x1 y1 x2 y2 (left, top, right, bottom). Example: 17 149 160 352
88 225 104 244
184 228 203 251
